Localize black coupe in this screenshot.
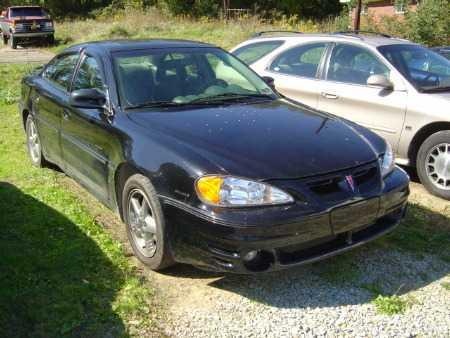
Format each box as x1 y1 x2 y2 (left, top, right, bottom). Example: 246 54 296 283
20 40 409 273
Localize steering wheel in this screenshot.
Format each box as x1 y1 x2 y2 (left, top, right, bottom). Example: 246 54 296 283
214 79 228 87
422 73 440 86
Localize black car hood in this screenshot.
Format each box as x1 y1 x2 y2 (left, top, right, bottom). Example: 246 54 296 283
128 99 385 179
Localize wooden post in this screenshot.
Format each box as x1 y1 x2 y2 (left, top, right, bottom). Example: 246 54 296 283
353 0 362 31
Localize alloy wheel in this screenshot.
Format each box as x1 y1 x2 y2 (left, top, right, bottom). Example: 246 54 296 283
127 189 158 257
26 119 41 163
425 143 450 190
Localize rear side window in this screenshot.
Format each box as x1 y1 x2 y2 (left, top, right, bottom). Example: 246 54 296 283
269 43 327 78
42 54 79 91
233 41 284 65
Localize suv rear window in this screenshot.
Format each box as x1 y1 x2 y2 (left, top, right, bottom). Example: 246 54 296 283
10 7 47 17
233 41 284 65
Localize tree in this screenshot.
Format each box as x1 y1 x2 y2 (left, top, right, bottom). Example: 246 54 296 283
406 0 450 46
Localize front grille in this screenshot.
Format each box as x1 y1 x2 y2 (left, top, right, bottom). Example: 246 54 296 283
15 21 52 32
277 211 398 265
303 161 380 199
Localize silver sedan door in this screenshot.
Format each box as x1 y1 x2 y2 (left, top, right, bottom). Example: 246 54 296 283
317 43 407 151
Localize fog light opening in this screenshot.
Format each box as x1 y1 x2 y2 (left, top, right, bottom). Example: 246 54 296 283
243 250 274 272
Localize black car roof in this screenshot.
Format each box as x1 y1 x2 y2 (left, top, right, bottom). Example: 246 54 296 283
64 39 215 54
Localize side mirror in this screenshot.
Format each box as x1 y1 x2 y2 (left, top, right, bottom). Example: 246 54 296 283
367 74 393 90
69 88 106 109
262 76 276 89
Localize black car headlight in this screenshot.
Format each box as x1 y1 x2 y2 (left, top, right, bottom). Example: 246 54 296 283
380 142 395 177
195 175 294 207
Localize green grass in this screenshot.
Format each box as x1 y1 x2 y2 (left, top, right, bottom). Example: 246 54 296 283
0 65 158 337
372 295 408 315
378 203 450 262
442 282 450 291
315 252 361 284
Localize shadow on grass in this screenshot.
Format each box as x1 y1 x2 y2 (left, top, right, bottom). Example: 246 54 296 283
162 202 450 309
0 182 127 337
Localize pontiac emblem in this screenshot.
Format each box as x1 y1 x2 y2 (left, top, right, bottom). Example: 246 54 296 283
345 175 356 193
31 21 38 30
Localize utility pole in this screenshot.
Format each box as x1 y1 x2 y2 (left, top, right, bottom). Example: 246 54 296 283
353 0 362 31
223 0 230 19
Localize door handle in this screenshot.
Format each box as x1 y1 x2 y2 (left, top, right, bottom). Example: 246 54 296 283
321 92 339 100
33 96 40 104
63 109 71 120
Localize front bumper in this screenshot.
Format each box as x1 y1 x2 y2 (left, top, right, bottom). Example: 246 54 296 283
12 31 54 38
162 167 409 273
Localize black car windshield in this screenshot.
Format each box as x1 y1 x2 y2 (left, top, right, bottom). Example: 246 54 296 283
378 44 450 93
113 47 277 109
10 7 48 17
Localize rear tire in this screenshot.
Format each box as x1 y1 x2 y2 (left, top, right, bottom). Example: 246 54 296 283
416 130 450 200
122 174 175 271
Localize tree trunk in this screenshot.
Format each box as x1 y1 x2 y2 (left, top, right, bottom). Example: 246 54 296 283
353 0 362 31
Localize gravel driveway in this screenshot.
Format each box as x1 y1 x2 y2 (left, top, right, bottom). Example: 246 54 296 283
147 182 450 338
0 45 54 64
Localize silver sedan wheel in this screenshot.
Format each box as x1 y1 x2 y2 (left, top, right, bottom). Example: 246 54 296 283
127 189 158 258
26 118 41 163
426 143 450 190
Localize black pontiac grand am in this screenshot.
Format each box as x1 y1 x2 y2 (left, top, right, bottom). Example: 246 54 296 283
20 40 409 273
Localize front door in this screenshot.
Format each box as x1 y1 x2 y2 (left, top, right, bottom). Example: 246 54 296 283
61 53 112 202
318 43 407 152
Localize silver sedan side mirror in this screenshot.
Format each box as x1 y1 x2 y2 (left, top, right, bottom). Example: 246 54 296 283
367 74 394 90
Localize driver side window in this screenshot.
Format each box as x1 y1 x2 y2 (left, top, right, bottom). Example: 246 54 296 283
327 44 390 85
42 54 80 91
72 56 104 92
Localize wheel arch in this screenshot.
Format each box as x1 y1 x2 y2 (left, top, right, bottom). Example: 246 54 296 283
22 109 30 130
408 121 450 167
114 162 143 221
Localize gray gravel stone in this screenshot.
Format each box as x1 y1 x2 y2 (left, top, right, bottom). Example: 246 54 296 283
157 247 450 338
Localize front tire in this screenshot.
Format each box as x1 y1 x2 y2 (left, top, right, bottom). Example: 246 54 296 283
122 174 174 270
25 115 46 167
1 32 7 45
416 130 450 200
9 35 17 49
47 34 54 46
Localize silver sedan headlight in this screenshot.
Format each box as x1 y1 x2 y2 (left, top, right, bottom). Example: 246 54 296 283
196 175 294 207
380 142 395 177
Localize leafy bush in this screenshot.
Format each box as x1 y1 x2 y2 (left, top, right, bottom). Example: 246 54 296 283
405 0 450 46
162 0 219 17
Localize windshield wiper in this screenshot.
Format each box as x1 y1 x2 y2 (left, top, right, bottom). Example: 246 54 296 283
420 86 450 93
125 93 275 109
188 93 274 104
125 100 189 109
